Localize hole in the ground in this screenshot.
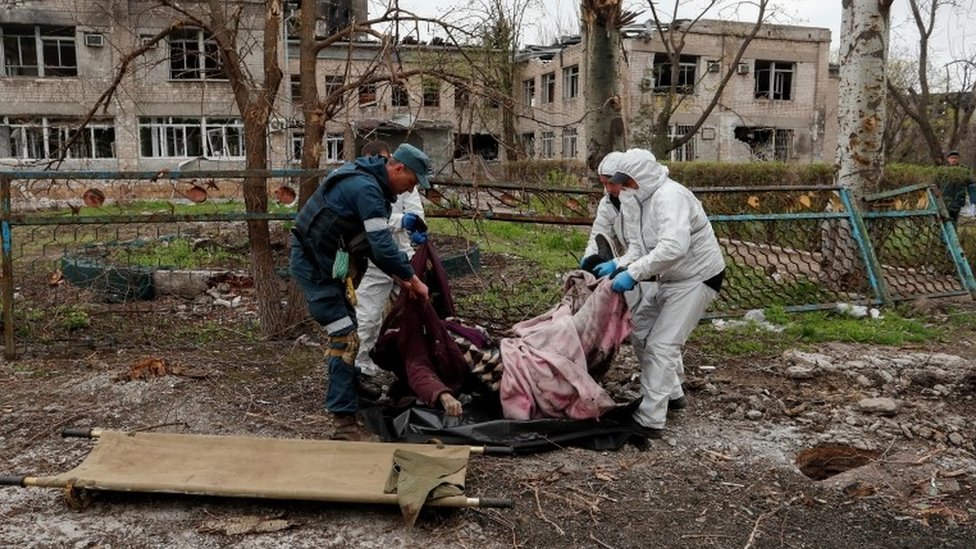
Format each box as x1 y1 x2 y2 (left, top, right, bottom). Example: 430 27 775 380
795 445 880 481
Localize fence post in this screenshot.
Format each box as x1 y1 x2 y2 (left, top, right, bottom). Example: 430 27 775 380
930 187 976 298
1 175 14 359
839 187 890 305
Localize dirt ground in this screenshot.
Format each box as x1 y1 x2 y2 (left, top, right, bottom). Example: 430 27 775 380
2 249 976 548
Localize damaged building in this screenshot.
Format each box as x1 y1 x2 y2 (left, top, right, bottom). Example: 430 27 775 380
516 19 839 163
0 3 835 171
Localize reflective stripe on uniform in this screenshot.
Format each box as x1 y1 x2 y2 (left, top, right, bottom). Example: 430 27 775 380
364 217 388 232
325 316 354 334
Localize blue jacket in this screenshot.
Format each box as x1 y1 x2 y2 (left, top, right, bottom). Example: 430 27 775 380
291 157 414 289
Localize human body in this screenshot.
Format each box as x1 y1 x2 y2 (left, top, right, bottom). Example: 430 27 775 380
289 144 430 439
605 148 726 437
939 151 976 226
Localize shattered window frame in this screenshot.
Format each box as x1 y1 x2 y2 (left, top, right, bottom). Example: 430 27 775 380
754 60 794 101
652 53 697 95
169 29 226 81
1 24 77 77
0 116 114 160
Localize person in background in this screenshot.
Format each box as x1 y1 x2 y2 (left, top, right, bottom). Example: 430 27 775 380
602 148 726 439
289 143 431 440
580 151 626 275
354 140 428 398
938 150 976 226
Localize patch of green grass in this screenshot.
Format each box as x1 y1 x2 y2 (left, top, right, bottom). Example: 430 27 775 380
784 310 935 345
427 218 585 271
59 305 90 331
124 238 245 269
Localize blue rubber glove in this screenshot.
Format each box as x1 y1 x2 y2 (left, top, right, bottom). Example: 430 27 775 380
593 260 618 278
410 230 428 245
611 271 637 293
401 212 423 231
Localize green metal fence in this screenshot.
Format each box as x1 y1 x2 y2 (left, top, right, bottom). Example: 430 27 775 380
1 170 973 359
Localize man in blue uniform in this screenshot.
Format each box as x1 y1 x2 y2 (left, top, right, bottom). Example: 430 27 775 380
290 143 431 440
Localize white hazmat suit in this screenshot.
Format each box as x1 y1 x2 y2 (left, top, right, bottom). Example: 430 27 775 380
614 148 725 431
355 187 425 377
582 151 627 261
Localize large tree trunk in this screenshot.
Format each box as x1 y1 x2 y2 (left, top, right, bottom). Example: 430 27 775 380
837 0 893 199
825 0 893 293
581 1 625 170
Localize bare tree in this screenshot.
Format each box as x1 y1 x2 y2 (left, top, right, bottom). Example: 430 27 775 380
628 0 772 159
886 0 976 165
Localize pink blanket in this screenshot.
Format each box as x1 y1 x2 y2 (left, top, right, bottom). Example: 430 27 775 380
499 273 633 420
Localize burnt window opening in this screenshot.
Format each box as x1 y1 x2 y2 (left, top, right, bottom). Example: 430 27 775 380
392 83 410 107
734 127 794 161
653 53 697 94
755 60 794 100
2 24 77 77
454 133 499 161
170 29 225 80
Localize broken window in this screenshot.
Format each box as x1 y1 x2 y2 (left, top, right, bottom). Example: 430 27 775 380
324 75 345 106
754 60 794 100
0 117 114 159
540 131 555 158
561 127 578 158
325 133 344 163
392 83 410 107
290 75 302 106
170 29 225 80
139 117 244 158
522 78 535 106
358 83 377 106
668 125 696 162
733 127 794 161
422 78 440 107
1 24 77 77
562 65 579 99
520 132 535 158
541 72 556 104
653 53 697 94
454 133 499 160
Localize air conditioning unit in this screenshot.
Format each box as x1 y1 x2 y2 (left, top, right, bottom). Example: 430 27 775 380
139 34 157 48
736 62 750 75
707 60 720 73
269 118 287 132
639 77 653 91
84 33 105 48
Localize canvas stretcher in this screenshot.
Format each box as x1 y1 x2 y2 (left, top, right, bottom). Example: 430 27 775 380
0 428 512 514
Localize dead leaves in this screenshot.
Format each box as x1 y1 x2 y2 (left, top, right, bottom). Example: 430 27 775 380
116 356 209 381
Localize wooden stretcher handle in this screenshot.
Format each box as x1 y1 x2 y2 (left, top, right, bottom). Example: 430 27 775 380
476 497 514 508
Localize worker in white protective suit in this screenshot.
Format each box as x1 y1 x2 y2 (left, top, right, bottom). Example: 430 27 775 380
355 141 427 386
579 151 627 274
594 148 726 438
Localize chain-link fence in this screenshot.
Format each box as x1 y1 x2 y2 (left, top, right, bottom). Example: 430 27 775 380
2 171 974 358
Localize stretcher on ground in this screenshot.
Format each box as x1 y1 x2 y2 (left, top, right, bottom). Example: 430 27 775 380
1 427 512 524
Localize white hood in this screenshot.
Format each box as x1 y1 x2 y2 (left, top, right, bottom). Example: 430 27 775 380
597 151 625 177
614 148 670 203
